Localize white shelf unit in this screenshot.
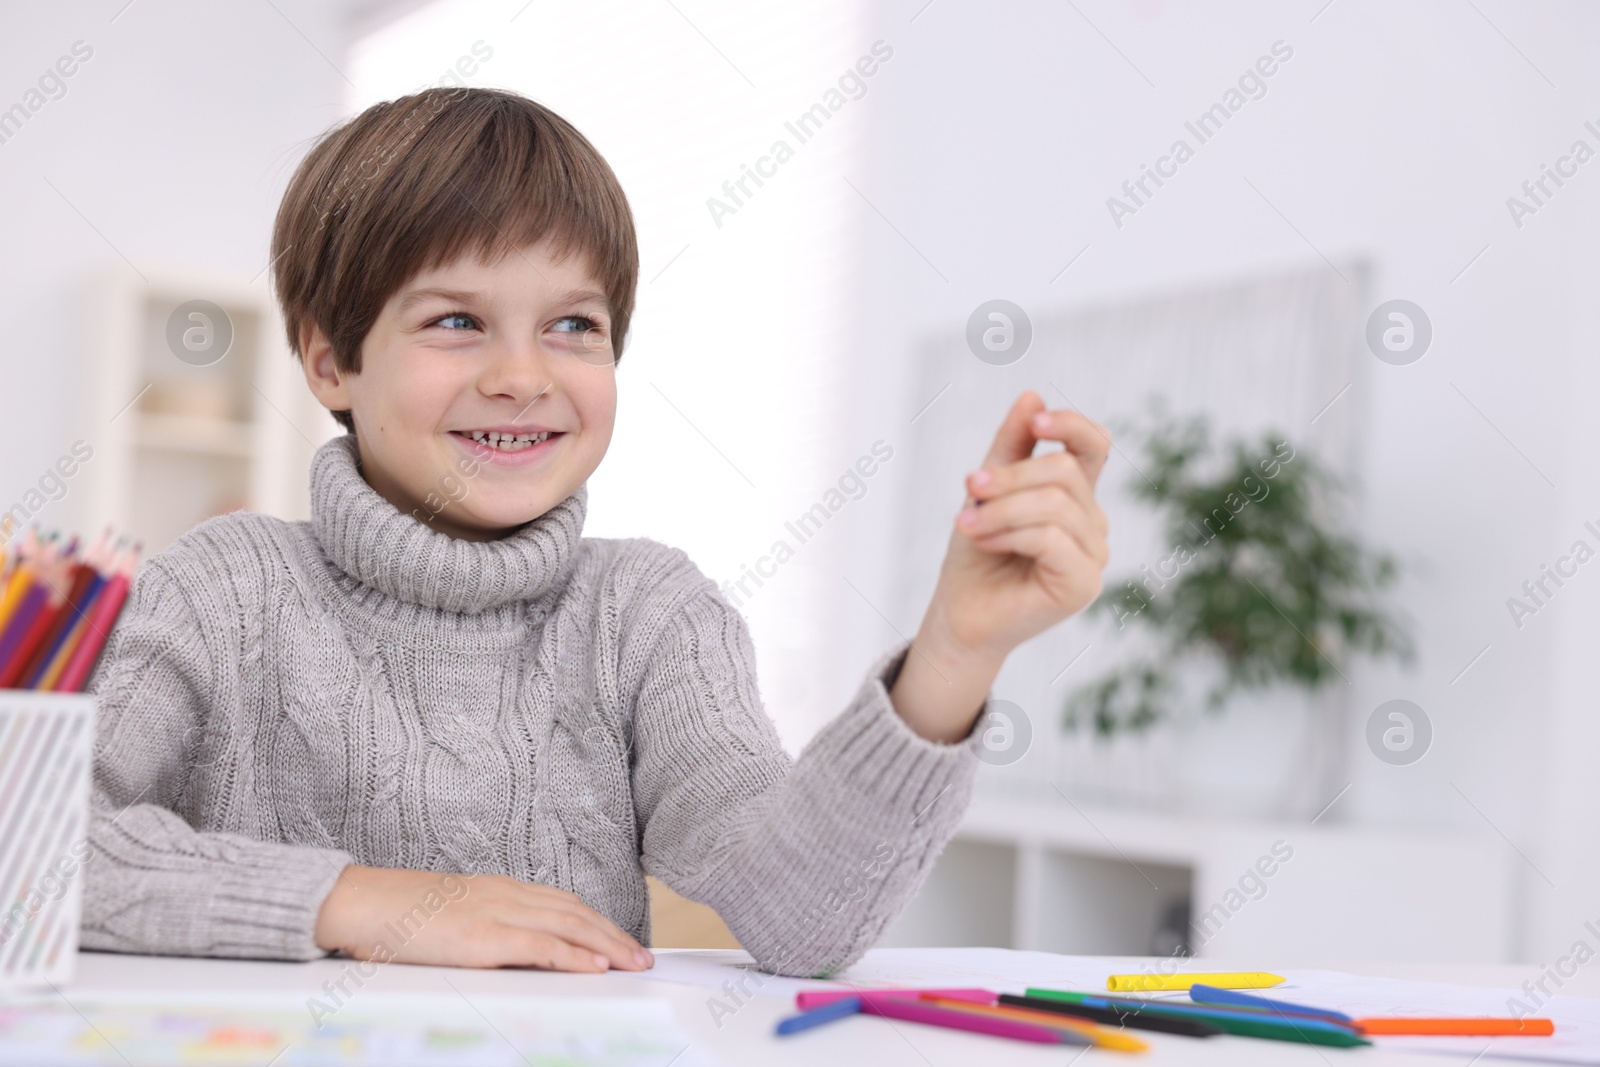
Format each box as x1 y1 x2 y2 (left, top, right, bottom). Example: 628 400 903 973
80 270 340 556
882 793 1515 964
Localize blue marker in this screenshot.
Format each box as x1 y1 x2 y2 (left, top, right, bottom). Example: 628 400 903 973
1189 984 1353 1024
775 995 862 1036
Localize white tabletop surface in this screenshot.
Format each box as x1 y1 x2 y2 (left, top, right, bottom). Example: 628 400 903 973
35 950 1599 1065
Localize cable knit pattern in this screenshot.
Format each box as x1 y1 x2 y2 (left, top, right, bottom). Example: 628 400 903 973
82 434 984 975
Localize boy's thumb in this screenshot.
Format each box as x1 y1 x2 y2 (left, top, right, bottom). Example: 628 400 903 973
981 391 1046 468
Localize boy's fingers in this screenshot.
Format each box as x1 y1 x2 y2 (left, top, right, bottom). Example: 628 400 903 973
980 391 1048 469
970 526 1105 601
518 883 647 953
957 486 1107 566
976 395 1112 493
967 450 1094 510
493 926 610 972
508 902 649 968
970 522 1070 561
1028 408 1111 485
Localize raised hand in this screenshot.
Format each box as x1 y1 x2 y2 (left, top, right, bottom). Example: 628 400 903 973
890 391 1110 743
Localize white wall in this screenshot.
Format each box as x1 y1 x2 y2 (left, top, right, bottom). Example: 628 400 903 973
10 0 1600 966
838 0 1600 964
0 0 363 532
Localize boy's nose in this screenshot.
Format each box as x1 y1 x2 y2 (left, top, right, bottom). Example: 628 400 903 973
478 337 553 403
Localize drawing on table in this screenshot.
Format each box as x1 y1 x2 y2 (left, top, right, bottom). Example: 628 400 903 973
0 991 714 1067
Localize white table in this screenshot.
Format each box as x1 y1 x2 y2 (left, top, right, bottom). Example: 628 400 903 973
42 950 1593 1065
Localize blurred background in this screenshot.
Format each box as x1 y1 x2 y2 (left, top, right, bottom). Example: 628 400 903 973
6 0 1598 969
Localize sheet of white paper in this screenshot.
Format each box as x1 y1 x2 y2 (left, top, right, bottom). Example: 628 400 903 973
0 990 720 1067
641 949 1600 1064
639 947 1133 1000
1264 971 1600 1065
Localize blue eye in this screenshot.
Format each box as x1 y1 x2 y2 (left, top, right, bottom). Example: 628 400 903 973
552 315 598 333
432 312 479 331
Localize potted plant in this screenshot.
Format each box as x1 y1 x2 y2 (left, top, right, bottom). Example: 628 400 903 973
1063 410 1413 814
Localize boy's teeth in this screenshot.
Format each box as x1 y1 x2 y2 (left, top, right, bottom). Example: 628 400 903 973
466 430 551 451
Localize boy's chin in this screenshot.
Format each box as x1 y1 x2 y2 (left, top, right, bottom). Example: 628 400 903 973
450 496 569 535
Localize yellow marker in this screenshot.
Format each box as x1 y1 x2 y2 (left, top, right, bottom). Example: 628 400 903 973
1107 972 1285 993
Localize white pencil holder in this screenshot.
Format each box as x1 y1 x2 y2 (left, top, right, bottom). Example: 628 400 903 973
0 691 94 989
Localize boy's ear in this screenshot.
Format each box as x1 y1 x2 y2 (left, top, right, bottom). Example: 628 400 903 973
299 321 354 414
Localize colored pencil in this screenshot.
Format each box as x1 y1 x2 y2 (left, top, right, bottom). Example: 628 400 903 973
0 526 134 692
56 553 133 693
19 545 103 687
0 583 48 679
0 558 66 689
37 601 93 690
0 558 33 633
35 568 102 690
0 533 56 643
0 579 64 688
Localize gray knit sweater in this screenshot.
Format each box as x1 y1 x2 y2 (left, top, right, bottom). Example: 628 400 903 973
82 434 982 976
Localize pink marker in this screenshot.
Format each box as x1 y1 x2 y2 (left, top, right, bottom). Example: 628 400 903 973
795 988 995 1011
862 994 1088 1046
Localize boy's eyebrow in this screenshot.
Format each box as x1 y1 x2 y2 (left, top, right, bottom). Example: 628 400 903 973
551 286 611 310
395 286 611 314
395 287 482 314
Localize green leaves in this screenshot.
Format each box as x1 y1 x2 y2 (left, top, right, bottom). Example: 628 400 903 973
1065 412 1412 736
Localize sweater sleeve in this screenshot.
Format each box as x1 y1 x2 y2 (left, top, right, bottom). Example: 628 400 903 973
629 576 984 978
80 561 354 961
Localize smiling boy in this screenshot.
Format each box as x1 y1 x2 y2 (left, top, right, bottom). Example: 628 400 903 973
82 88 1110 977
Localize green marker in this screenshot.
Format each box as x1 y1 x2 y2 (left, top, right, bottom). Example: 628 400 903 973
1024 989 1370 1048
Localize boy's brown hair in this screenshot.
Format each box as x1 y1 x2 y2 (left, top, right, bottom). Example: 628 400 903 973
270 87 638 432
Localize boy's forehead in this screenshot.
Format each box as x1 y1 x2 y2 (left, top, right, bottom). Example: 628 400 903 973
406 241 605 301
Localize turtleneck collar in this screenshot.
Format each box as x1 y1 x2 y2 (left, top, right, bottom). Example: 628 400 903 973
308 434 586 614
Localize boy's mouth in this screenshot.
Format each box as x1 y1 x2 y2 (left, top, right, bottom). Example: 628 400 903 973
454 429 560 453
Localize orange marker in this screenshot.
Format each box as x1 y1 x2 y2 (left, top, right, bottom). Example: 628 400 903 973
918 995 1149 1052
1357 1017 1555 1036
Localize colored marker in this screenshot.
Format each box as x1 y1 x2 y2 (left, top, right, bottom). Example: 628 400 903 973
1355 1017 1555 1036
998 993 1223 1037
795 988 994 1011
1189 983 1354 1023
860 994 1091 1047
1108 971 1285 992
918 996 1148 1052
775 995 861 1036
